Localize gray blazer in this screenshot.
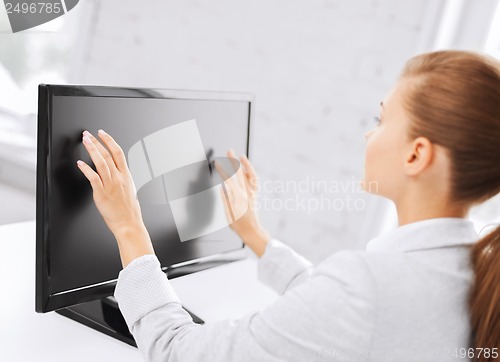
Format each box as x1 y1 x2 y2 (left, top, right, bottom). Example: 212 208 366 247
114 217 479 361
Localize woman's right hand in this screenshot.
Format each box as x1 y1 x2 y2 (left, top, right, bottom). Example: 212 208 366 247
214 150 271 257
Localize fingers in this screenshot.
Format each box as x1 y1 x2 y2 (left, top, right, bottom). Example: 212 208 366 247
240 154 257 180
83 131 116 178
214 159 230 181
227 149 240 171
219 187 234 223
215 151 258 195
239 154 259 192
214 160 239 195
77 159 103 190
96 129 128 173
227 149 246 188
82 133 112 184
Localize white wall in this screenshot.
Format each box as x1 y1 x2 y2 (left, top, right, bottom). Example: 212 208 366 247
73 0 447 263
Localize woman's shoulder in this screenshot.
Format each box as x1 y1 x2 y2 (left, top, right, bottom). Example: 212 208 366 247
315 247 474 301
315 248 393 274
312 250 381 295
313 248 425 294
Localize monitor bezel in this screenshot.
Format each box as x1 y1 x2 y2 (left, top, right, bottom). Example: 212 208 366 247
36 84 254 313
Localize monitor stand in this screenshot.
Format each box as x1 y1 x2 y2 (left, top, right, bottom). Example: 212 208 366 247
56 296 204 347
54 256 244 346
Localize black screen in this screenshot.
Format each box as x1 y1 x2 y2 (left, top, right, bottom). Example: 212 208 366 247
46 92 249 296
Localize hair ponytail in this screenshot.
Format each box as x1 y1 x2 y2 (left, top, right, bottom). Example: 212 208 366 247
400 50 500 359
469 224 500 361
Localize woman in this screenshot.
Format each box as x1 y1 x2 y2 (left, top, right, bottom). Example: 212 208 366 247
76 50 499 362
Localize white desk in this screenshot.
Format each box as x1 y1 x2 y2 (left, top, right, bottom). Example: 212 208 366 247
0 220 277 362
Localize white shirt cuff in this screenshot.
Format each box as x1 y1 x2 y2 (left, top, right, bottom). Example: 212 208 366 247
114 254 181 329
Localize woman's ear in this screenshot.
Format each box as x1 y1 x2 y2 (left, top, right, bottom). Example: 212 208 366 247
403 136 433 176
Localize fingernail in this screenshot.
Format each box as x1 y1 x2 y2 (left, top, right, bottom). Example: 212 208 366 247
83 135 91 144
76 160 83 166
83 130 91 138
98 129 107 136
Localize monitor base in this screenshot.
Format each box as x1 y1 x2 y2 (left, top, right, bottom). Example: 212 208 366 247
56 296 204 347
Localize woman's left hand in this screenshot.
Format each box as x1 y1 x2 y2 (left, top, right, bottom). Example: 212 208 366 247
77 129 154 267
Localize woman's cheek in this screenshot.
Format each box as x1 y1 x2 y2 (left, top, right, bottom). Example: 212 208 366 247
362 139 379 192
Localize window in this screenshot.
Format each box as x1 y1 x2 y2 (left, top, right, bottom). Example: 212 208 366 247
485 0 500 59
468 0 500 235
0 6 81 177
0 3 83 221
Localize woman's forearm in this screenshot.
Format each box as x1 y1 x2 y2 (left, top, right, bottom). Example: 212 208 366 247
113 220 271 266
239 226 271 257
114 223 155 268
